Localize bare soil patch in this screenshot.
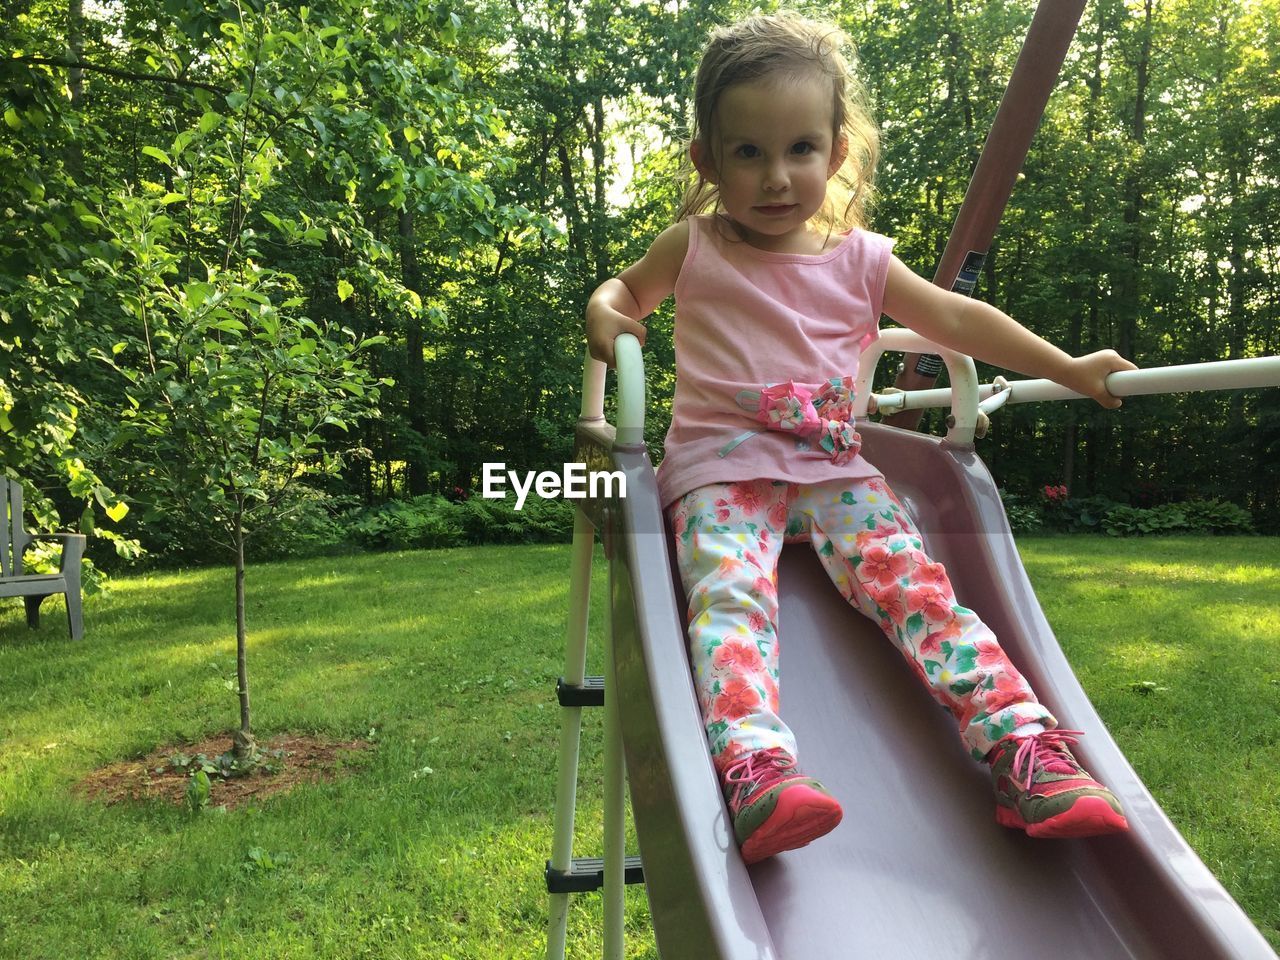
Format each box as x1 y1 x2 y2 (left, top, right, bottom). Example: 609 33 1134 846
76 733 373 811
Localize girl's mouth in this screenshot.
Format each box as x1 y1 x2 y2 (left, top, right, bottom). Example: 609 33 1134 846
755 204 798 216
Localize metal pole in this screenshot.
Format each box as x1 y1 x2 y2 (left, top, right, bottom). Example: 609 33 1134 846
884 0 1087 430
602 568 626 960
871 356 1280 414
546 510 597 960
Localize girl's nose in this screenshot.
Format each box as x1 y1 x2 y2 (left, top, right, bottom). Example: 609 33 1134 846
763 161 789 192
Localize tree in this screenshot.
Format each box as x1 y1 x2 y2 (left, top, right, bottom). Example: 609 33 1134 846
83 5 390 756
97 193 383 757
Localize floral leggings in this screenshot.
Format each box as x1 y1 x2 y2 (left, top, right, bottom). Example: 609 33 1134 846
668 477 1056 773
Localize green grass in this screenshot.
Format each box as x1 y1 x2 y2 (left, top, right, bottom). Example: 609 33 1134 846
1017 534 1280 948
1 537 1277 957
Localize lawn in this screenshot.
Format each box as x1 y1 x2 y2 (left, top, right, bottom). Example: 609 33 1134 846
1 536 1277 958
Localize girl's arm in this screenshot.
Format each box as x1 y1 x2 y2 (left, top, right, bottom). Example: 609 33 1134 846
587 221 690 367
881 256 1137 408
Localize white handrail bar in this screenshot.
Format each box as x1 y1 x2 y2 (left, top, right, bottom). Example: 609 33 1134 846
614 334 646 445
581 350 608 421
871 355 1280 414
580 335 647 447
855 327 984 447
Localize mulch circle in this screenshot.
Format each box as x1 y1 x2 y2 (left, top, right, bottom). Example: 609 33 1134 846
76 733 373 811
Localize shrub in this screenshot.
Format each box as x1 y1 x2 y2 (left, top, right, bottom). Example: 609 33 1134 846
455 495 574 545
344 496 465 551
1043 494 1125 533
1103 504 1186 536
998 490 1042 533
247 489 355 561
1177 499 1255 535
1101 499 1255 537
1018 487 1255 538
341 493 574 551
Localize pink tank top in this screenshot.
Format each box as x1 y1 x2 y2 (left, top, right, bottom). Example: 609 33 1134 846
656 214 895 507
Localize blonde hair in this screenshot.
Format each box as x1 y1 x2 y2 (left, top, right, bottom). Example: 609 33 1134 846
675 11 879 234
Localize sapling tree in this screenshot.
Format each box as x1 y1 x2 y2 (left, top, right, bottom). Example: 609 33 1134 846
100 209 383 758
89 2 389 758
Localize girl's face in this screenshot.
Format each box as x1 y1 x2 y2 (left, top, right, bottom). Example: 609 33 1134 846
692 76 848 253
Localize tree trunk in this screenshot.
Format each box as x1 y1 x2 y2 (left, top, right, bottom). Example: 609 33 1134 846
232 513 255 760
589 95 607 283
399 206 430 496
1115 0 1154 485
66 0 84 176
1065 1 1106 495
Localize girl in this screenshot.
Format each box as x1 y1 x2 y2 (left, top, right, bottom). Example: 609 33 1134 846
586 11 1136 865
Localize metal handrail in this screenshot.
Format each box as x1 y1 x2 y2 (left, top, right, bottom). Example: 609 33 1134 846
869 352 1280 415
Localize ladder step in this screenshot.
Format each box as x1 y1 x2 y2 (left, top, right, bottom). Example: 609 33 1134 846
545 856 644 894
556 675 605 707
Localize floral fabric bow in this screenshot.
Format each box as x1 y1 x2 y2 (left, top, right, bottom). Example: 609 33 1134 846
719 376 862 465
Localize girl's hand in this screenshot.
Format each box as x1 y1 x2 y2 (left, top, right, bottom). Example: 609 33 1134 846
1066 350 1138 408
587 301 647 368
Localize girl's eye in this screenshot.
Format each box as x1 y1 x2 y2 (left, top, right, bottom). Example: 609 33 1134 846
736 145 760 158
792 142 815 155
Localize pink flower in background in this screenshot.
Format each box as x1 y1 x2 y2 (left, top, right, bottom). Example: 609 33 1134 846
1042 484 1069 502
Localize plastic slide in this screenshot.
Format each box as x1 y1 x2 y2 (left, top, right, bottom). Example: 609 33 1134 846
585 416 1278 959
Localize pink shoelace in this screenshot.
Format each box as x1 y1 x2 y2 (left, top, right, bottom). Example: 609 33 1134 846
722 749 795 810
1009 729 1085 791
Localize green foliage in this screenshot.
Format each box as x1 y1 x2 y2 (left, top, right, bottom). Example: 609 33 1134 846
185 768 211 814
454 494 576 545
1010 489 1256 538
3 0 1279 560
1048 495 1128 534
1103 499 1256 537
344 493 574 551
1177 499 1256 535
345 496 467 551
998 490 1043 533
1103 504 1189 537
168 747 285 781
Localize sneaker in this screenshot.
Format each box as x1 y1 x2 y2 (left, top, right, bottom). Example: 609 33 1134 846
722 748 843 864
988 729 1129 839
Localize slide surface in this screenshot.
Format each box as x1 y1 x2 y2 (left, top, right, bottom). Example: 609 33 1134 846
593 419 1276 959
